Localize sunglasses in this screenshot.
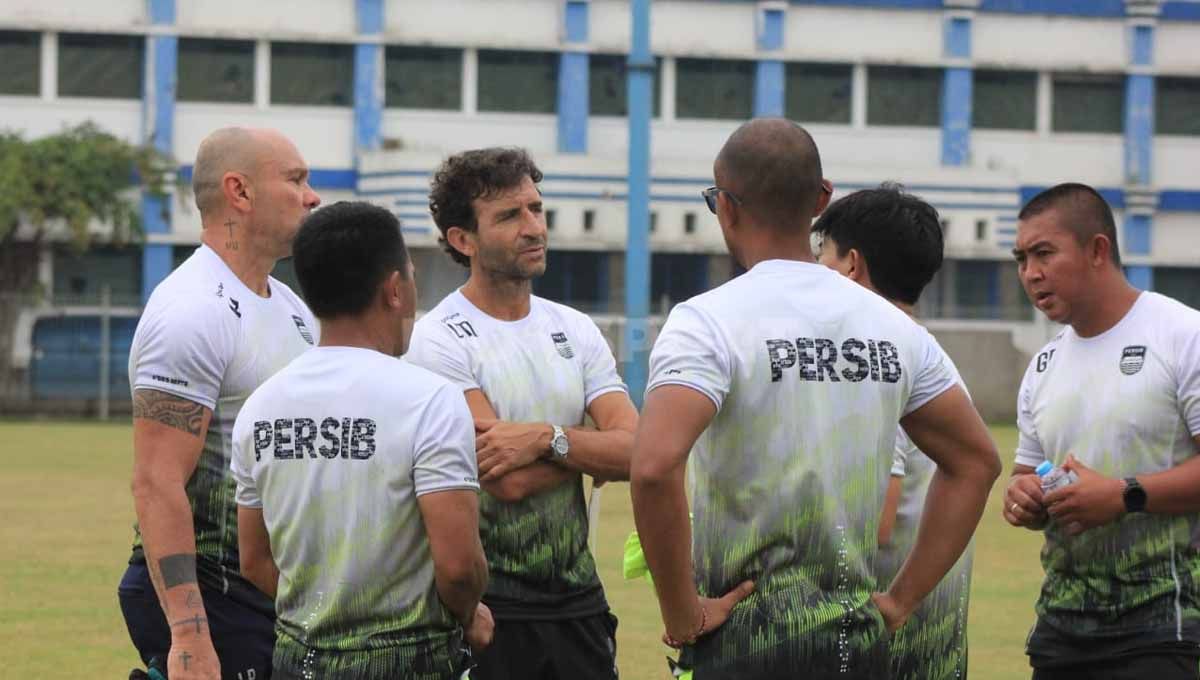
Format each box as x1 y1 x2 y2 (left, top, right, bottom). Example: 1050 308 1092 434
701 180 834 215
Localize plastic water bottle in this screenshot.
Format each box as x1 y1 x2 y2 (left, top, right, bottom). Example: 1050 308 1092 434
1036 460 1078 493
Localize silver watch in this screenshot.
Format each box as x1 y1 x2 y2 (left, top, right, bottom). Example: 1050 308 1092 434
550 425 570 459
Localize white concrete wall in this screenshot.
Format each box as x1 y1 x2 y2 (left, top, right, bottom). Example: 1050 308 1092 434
785 6 943 66
177 0 356 42
1156 21 1200 74
386 0 562 49
0 0 146 33
1150 213 1200 264
974 14 1126 72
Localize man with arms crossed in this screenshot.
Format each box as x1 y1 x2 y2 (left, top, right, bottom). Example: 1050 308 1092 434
405 147 637 680
630 119 1000 679
1003 183 1200 679
814 184 975 680
120 127 321 680
232 202 491 679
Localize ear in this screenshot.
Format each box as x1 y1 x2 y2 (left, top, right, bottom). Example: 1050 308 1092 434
382 269 405 310
846 248 870 284
1090 233 1112 268
717 191 739 230
446 226 477 260
221 171 252 213
813 179 833 217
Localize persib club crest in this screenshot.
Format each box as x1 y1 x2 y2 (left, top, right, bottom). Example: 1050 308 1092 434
551 332 574 359
292 315 315 345
1119 345 1146 375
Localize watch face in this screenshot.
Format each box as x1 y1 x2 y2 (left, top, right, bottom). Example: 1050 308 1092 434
553 437 569 455
1125 480 1147 511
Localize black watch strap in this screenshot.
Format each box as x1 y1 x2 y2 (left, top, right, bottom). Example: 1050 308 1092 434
1123 477 1147 513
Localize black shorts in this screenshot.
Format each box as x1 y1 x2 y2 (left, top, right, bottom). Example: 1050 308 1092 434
470 611 618 680
1031 652 1199 680
118 562 275 680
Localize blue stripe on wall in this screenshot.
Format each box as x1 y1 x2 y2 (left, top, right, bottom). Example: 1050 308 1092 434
1126 265 1154 291
941 67 972 166
790 0 943 9
1124 213 1152 255
558 51 589 153
1125 74 1154 186
754 60 785 117
356 0 384 34
565 0 589 43
1131 24 1155 67
1160 191 1200 211
759 7 785 51
944 16 971 60
179 166 358 190
354 44 382 152
1163 2 1200 21
978 0 1124 17
148 0 176 25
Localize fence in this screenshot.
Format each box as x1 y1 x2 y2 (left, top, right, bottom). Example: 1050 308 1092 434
0 291 1054 422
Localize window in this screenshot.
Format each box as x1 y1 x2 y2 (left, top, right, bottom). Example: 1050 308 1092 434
53 247 142 305
270 41 353 106
589 53 660 117
534 250 608 312
652 253 710 312
583 209 595 232
178 38 254 103
1155 267 1200 311
974 69 1037 131
477 49 557 113
867 65 942 127
1157 77 1200 136
1052 73 1123 133
676 58 754 120
545 209 556 231
955 259 1000 319
785 62 852 124
58 33 143 99
683 212 696 234
0 30 40 96
975 219 988 242
385 45 461 110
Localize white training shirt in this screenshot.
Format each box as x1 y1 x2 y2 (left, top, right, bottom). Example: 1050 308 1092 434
230 346 479 653
646 258 956 666
128 244 317 596
404 289 626 618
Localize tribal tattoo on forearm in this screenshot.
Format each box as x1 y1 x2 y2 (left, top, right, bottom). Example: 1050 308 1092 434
133 389 206 436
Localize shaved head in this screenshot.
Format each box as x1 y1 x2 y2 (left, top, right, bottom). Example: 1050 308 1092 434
1018 183 1121 266
192 127 294 217
715 118 824 231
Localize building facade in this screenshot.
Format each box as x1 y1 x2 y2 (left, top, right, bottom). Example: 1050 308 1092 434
1 0 1198 406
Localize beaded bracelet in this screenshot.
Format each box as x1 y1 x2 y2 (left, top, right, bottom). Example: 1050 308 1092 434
665 604 708 648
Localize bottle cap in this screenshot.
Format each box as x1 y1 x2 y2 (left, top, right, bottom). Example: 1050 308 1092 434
1035 461 1054 477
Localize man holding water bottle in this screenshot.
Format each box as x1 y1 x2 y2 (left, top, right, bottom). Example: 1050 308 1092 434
1003 184 1200 679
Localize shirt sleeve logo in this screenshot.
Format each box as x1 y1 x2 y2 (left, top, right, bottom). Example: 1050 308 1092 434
551 332 575 359
292 315 315 345
1119 345 1146 375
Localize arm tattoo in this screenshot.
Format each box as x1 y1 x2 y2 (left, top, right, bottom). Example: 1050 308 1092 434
133 389 206 436
159 553 199 588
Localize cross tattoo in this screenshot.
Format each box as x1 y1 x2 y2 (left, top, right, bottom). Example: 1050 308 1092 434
224 218 236 238
180 650 192 670
172 614 208 635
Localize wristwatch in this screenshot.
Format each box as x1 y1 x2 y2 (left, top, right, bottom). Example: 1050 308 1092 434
1122 477 1147 513
550 425 570 460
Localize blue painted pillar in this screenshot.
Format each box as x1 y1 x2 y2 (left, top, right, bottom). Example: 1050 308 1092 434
141 0 177 302
354 0 384 154
558 1 589 153
753 3 785 117
625 0 652 405
941 13 972 166
1123 12 1157 290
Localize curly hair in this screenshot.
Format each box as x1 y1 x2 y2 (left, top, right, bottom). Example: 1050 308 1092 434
428 147 544 267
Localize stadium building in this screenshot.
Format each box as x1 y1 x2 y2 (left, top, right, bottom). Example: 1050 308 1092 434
1 0 1198 417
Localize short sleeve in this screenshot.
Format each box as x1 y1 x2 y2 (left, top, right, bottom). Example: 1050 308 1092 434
902 330 956 417
404 320 480 392
131 301 233 410
230 408 262 508
646 302 733 411
892 427 911 477
577 316 627 407
413 383 481 496
1014 361 1047 468
1174 320 1200 438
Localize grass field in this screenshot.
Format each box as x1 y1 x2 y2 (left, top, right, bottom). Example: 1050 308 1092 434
0 420 1042 679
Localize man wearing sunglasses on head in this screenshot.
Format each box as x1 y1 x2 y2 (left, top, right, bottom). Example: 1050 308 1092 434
631 118 1000 679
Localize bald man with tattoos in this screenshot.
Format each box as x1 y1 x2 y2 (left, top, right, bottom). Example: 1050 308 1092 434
118 127 321 680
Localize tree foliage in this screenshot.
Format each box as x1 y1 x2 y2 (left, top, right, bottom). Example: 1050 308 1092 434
0 122 175 254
